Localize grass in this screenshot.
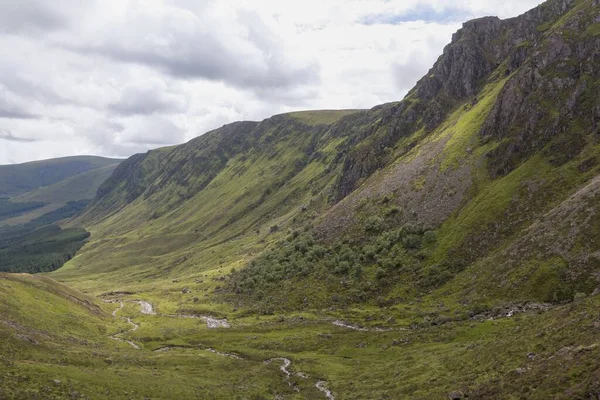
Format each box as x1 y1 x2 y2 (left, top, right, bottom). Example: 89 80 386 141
437 77 509 171
587 23 600 36
4 272 600 399
286 110 363 126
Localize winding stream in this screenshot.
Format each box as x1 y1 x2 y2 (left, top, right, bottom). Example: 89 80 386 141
109 301 140 349
267 357 335 399
331 320 404 332
106 298 334 397
316 381 335 400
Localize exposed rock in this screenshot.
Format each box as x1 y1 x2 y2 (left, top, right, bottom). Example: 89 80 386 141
448 391 465 400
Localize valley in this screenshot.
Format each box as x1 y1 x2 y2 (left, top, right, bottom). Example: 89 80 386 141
2 0 600 398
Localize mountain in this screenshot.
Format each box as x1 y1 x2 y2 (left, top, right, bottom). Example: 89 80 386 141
2 1 600 398
0 156 121 198
0 156 121 227
0 157 121 274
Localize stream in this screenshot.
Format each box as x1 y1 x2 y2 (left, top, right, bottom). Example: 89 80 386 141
109 301 140 349
267 357 335 399
106 298 334 398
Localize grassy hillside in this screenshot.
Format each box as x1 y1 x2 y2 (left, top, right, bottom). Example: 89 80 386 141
0 156 120 198
0 158 120 227
0 159 120 273
1 0 598 398
15 164 119 205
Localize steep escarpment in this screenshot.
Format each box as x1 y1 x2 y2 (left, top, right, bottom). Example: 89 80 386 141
333 0 584 201
57 110 365 291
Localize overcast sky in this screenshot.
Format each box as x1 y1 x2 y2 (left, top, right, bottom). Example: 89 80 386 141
0 0 543 164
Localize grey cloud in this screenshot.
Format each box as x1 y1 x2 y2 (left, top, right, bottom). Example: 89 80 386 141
70 7 319 93
0 108 38 120
0 0 74 35
393 61 431 93
392 43 449 95
118 116 185 146
0 86 39 119
90 39 319 92
109 83 187 116
0 129 39 142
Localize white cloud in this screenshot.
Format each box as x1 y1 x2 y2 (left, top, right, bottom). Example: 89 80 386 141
0 0 544 164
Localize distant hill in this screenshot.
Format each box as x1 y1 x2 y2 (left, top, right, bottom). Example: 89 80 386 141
0 156 121 198
0 156 120 227
0 156 121 273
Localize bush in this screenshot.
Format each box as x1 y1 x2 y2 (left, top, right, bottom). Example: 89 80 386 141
364 216 384 233
423 230 437 245
403 234 422 250
573 292 587 302
335 261 351 275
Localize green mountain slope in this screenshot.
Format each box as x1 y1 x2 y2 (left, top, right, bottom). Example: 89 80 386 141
0 164 120 227
0 157 120 228
0 156 121 198
0 159 121 274
1 0 598 398
59 0 600 307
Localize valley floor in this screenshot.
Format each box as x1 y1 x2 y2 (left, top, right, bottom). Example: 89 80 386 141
2 273 600 399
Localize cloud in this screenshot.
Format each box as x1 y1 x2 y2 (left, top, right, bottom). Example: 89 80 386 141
0 108 38 120
0 84 39 119
0 129 39 142
118 116 185 146
0 0 82 35
109 79 187 116
68 3 319 92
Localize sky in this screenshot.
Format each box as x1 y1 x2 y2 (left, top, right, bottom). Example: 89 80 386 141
0 0 543 164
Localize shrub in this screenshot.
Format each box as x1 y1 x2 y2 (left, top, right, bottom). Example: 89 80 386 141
335 261 351 275
573 292 587 302
403 234 422 250
423 230 437 245
364 216 384 233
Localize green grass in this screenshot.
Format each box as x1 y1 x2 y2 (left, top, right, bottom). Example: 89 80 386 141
437 77 509 171
587 23 600 36
0 199 47 222
4 272 600 399
15 164 118 205
0 161 119 227
287 110 363 126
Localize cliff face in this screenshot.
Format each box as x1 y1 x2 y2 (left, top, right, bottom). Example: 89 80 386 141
483 1 600 176
334 0 593 199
